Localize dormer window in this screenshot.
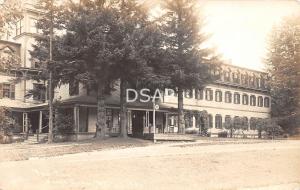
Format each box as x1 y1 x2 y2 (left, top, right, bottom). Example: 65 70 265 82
214 69 221 80
249 75 255 87
241 73 249 85
255 77 260 88
224 71 230 82
232 72 240 84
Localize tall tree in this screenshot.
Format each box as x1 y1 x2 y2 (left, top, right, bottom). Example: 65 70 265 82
266 14 300 133
29 0 67 142
112 0 165 138
160 0 219 134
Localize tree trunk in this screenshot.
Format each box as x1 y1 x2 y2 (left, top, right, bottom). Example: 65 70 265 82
177 88 185 134
120 79 128 138
95 83 106 139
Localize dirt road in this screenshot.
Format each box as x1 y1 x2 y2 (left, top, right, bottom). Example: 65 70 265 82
0 140 299 190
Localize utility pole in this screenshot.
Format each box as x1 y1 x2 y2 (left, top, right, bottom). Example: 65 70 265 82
48 0 54 143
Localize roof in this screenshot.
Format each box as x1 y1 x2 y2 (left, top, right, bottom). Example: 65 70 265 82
0 40 21 46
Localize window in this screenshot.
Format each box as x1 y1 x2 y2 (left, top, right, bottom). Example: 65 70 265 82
250 95 256 106
15 18 24 36
166 89 174 96
195 89 203 100
242 94 249 105
184 89 193 99
250 117 256 130
30 18 39 33
31 57 42 69
242 117 249 130
224 115 232 128
205 89 213 101
225 91 232 103
264 97 270 107
215 90 222 102
69 80 79 96
208 114 213 128
185 115 193 128
174 89 178 97
33 84 46 101
215 114 222 129
0 83 15 99
258 96 263 107
233 116 241 129
2 84 10 98
234 93 240 104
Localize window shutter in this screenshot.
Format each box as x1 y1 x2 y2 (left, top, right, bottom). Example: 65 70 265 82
0 83 3 99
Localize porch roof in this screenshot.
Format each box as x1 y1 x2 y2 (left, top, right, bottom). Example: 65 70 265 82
0 98 48 111
60 95 176 112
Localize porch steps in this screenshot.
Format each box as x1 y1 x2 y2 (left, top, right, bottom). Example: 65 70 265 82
154 134 196 142
23 134 48 144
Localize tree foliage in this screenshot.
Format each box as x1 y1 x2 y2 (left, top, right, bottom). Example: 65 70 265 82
0 107 15 137
54 110 74 135
0 0 22 38
30 0 221 138
266 14 300 133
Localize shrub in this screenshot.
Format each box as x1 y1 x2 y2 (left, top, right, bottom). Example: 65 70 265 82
0 107 15 144
185 129 198 134
264 119 283 139
218 131 228 138
54 111 74 135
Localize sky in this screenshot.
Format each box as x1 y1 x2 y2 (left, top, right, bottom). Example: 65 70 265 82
7 0 300 72
201 0 300 71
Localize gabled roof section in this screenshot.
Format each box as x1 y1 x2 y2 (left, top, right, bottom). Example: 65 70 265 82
0 40 21 57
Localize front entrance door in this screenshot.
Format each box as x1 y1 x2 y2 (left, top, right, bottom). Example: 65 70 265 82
131 111 145 137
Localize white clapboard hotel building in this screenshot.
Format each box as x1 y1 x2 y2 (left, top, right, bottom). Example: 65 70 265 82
0 2 271 140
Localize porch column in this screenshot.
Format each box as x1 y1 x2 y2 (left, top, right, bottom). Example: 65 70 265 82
74 106 80 140
23 112 28 133
127 111 132 134
164 113 169 133
39 111 43 133
146 111 149 133
212 114 216 129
